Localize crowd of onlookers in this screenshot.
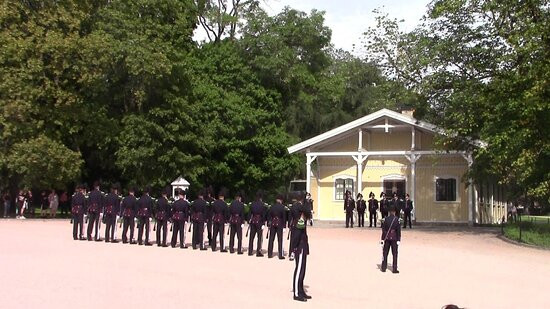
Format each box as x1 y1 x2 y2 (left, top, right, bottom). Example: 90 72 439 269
2 189 70 219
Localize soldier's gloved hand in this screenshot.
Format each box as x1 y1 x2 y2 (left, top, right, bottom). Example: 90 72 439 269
240 224 244 228
379 241 384 246
261 225 265 230
397 241 400 246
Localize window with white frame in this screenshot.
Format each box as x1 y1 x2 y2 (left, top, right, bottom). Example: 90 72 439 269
435 177 457 201
335 178 354 200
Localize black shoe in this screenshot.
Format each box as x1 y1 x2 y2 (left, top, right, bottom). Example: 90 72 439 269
293 296 307 302
123 240 128 244
95 238 101 242
279 256 286 260
79 237 86 241
392 270 400 274
256 253 264 257
130 241 137 245
144 242 152 246
381 269 386 272
87 237 93 241
301 294 312 299
182 245 188 249
138 242 143 245
230 250 234 254
268 255 273 258
162 244 169 247
248 253 253 256
171 245 176 248
193 246 197 250
200 247 207 251
220 250 228 253
237 251 243 255
111 240 119 243
212 248 217 252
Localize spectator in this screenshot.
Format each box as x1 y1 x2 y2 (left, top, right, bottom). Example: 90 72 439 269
59 191 69 216
17 190 26 219
3 192 11 218
41 190 49 217
27 190 34 217
48 190 59 218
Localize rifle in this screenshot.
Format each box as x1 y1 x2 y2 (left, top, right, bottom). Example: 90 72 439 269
153 218 157 232
245 223 250 237
266 222 270 239
97 213 102 241
226 223 230 236
113 215 119 241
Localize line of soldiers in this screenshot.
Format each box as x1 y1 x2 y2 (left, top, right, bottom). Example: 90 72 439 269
70 181 310 260
344 190 414 228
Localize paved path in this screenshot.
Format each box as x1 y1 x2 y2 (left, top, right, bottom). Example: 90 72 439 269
1 220 548 308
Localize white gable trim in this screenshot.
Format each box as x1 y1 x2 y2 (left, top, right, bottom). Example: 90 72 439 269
287 109 440 154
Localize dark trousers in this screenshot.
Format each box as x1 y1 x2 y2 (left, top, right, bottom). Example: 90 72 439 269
293 250 307 297
381 211 388 219
288 228 294 257
248 224 263 255
171 220 185 248
229 223 243 253
157 219 168 246
403 211 412 228
122 216 135 243
104 214 117 241
358 212 365 227
72 214 84 239
345 212 354 228
212 222 225 251
381 240 398 272
192 221 205 249
207 219 213 245
137 217 150 244
268 227 284 258
60 202 68 216
87 212 100 240
369 211 378 227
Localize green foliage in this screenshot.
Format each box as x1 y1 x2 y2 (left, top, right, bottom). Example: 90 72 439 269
364 1 550 204
504 221 550 248
7 135 83 190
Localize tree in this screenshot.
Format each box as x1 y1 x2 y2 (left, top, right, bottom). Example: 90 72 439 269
363 1 550 203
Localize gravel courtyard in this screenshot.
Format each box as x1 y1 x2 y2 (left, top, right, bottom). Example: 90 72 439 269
1 220 548 309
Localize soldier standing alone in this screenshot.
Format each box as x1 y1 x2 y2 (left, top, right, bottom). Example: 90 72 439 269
290 193 312 302
380 192 389 218
380 205 401 274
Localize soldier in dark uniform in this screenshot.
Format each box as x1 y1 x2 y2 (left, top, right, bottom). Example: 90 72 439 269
155 188 171 247
248 191 267 257
290 193 312 302
87 181 104 241
171 189 190 248
228 192 245 254
390 192 400 219
137 187 154 246
368 192 379 227
344 190 355 228
356 193 366 227
380 205 401 273
104 184 121 243
211 189 229 252
403 193 414 229
121 188 138 244
205 186 215 247
191 190 208 250
267 194 287 259
71 184 86 240
380 192 389 218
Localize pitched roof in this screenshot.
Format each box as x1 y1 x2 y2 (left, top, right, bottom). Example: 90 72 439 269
287 108 441 154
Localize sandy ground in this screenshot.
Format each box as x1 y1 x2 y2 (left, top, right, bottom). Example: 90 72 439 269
0 220 549 309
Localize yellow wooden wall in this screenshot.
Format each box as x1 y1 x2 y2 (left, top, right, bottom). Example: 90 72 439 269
309 129 469 222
